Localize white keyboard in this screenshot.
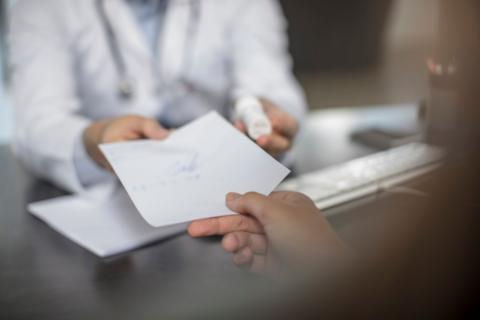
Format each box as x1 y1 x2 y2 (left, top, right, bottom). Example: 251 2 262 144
277 143 445 211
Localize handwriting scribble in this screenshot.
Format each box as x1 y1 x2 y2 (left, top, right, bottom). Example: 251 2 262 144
168 153 199 177
129 153 201 193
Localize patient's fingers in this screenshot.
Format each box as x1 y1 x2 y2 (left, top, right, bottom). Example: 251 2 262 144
249 254 267 274
269 191 318 208
232 252 267 274
232 246 254 267
222 232 268 254
188 215 263 237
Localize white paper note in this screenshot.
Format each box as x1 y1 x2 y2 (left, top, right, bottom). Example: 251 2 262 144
100 112 290 227
28 186 186 257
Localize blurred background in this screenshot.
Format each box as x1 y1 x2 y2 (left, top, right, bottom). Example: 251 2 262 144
0 0 439 144
0 0 11 145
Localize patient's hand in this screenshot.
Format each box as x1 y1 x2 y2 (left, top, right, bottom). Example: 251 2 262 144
188 191 348 275
83 115 169 170
235 99 299 158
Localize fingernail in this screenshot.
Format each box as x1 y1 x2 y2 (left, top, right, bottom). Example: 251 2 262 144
226 192 241 202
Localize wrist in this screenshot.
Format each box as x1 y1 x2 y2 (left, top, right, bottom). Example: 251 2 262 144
82 120 109 167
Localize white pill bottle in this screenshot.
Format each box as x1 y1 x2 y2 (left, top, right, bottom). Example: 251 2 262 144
234 96 272 140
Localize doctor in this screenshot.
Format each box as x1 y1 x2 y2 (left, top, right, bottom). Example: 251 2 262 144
9 0 306 192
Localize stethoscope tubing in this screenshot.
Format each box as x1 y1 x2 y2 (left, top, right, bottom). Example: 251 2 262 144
95 0 200 101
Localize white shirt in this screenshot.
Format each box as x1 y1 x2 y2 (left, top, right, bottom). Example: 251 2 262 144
10 0 307 193
125 0 167 54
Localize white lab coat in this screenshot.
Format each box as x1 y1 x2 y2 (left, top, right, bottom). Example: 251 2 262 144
9 0 306 193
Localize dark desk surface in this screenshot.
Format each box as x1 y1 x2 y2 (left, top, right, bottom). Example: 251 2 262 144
0 105 422 319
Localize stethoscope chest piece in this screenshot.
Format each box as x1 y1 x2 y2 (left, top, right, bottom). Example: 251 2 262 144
118 78 135 101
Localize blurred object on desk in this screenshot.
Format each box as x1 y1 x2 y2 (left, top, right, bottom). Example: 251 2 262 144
351 126 423 150
280 142 444 212
293 103 421 175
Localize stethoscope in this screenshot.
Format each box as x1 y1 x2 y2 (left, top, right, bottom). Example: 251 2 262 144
95 0 201 102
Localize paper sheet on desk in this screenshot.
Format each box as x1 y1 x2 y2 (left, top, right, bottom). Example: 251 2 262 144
28 186 186 257
100 112 291 227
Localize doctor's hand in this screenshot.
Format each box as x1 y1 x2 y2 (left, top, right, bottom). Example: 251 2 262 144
235 99 299 158
188 192 348 275
83 115 169 170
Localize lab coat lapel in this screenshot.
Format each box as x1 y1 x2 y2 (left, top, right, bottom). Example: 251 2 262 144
158 0 192 81
102 0 153 65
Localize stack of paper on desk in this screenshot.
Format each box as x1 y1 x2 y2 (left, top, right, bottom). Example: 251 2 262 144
29 186 186 257
29 112 290 257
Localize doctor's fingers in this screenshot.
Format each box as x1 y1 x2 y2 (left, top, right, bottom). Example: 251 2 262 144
99 116 165 142
188 214 264 237
234 120 247 134
136 118 169 140
256 133 291 155
262 101 299 139
222 231 268 255
270 114 299 139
